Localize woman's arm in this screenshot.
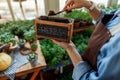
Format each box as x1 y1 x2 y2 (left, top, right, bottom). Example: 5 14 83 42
66 45 82 66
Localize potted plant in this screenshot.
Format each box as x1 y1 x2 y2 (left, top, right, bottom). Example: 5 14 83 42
0 32 18 52
27 53 38 66
8 42 18 51
23 29 36 43
30 42 38 51
18 39 26 49
0 32 14 44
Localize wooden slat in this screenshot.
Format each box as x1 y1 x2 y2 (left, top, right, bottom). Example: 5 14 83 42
7 0 15 21
30 70 40 80
35 0 39 17
19 0 26 20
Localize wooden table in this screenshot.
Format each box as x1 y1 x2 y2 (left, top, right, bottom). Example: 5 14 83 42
0 41 47 80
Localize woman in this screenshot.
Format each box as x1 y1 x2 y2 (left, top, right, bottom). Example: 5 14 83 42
52 0 120 80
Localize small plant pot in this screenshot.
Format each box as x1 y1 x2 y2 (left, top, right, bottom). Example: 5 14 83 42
0 44 7 52
27 53 38 66
30 42 38 51
18 39 26 49
79 21 87 27
74 21 80 28
7 42 18 52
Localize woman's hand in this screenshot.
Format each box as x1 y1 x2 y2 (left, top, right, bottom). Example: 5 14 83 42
52 39 83 66
63 0 89 11
52 40 76 50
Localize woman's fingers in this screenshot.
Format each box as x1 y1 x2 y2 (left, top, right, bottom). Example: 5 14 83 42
63 0 74 11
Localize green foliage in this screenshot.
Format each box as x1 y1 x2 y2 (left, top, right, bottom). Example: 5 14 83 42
40 39 69 67
27 53 38 60
18 39 26 44
0 32 15 44
72 28 93 52
30 43 38 51
62 10 92 22
0 20 33 38
24 29 36 42
100 4 120 12
0 20 34 44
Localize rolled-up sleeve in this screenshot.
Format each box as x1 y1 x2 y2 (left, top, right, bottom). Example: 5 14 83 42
72 61 92 80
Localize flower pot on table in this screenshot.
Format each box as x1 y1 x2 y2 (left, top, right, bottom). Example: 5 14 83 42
27 53 38 66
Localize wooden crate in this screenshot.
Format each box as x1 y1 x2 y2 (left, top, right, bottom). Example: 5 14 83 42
34 16 74 42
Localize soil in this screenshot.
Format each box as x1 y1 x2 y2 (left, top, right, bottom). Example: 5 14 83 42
39 16 70 23
48 10 56 16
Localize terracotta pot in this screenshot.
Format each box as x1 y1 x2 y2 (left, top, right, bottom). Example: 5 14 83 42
74 21 80 28
79 21 87 27
9 42 18 51
0 44 7 52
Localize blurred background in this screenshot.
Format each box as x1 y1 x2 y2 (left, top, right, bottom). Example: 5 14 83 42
0 0 120 23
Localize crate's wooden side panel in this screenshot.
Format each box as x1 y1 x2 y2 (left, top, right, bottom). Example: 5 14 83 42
68 24 73 42
35 19 72 28
34 19 73 42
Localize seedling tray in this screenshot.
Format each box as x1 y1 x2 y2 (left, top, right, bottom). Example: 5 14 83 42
34 16 74 42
